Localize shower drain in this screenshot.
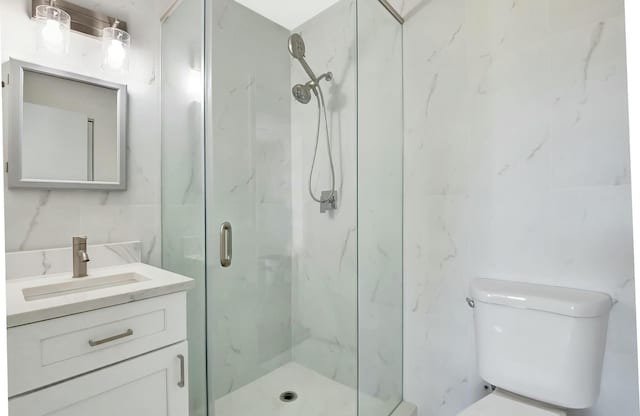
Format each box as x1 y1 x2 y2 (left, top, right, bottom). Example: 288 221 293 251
279 391 298 403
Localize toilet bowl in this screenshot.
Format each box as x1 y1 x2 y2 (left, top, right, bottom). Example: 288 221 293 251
458 389 565 416
457 279 612 416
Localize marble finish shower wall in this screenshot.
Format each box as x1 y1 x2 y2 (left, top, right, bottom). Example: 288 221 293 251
291 0 358 389
1 0 162 266
208 0 293 398
402 1 636 416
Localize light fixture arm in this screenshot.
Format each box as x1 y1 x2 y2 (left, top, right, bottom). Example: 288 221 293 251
31 0 129 38
32 0 131 70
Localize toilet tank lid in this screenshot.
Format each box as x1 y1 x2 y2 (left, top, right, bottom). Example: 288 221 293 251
470 279 612 318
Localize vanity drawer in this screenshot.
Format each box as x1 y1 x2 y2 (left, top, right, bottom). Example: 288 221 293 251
8 292 187 397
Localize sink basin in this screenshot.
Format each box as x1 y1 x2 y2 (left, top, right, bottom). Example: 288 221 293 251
7 263 195 327
22 273 150 301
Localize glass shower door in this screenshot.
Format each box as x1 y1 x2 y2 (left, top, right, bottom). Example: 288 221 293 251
160 0 206 414
161 1 402 415
163 0 402 416
356 1 404 415
205 1 359 415
206 0 295 412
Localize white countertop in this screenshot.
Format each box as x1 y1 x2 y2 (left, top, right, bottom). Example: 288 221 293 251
6 263 195 328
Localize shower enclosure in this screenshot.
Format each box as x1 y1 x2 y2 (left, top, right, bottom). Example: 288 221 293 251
161 1 403 415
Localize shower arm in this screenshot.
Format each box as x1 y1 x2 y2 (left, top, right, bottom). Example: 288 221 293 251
304 72 334 94
315 72 333 83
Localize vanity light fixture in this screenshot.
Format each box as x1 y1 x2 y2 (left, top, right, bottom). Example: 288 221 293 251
34 0 71 54
31 0 129 69
102 20 131 71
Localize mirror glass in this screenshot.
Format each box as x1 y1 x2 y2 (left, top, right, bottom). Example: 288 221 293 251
23 70 118 182
6 60 127 190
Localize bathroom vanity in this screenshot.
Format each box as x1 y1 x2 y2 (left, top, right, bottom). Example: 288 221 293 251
5 263 194 415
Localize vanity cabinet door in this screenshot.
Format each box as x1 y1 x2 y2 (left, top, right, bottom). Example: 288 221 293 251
8 341 189 416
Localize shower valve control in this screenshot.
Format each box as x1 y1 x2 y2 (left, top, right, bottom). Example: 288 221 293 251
320 191 338 213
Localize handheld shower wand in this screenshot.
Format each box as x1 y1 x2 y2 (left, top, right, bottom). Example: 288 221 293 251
289 33 333 100
288 33 337 211
289 33 318 83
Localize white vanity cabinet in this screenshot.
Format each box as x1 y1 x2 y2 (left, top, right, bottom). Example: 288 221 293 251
7 291 190 416
9 341 188 416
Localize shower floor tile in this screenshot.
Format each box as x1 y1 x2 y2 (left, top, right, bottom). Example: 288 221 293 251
214 362 357 416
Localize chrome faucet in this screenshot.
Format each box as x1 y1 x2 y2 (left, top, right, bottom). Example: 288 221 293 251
72 236 90 278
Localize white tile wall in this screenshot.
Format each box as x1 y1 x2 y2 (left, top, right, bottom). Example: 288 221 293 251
1 0 162 266
402 1 637 415
5 241 141 279
387 0 430 20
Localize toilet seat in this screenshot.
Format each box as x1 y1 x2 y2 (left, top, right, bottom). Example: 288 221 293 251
457 389 567 416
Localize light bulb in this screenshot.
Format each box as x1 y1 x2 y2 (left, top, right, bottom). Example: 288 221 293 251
102 26 130 72
42 20 63 47
35 4 70 54
106 39 126 69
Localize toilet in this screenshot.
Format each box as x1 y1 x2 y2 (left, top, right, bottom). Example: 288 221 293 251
459 278 613 416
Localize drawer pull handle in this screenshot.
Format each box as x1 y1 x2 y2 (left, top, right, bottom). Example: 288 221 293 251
88 329 134 347
177 354 185 388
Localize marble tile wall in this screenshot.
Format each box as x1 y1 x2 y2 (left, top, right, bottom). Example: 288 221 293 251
290 0 358 390
5 241 140 279
402 1 637 415
1 0 162 267
387 0 428 21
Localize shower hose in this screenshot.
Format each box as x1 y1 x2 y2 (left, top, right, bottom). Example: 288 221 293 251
308 86 336 204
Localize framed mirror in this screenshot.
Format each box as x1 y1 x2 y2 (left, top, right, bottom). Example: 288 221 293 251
4 59 127 190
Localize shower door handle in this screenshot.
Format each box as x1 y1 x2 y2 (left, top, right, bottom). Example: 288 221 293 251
220 222 232 267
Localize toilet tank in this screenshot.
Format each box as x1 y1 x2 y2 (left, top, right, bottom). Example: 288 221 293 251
470 278 612 409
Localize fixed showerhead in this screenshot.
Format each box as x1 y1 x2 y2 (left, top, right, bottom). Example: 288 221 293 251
292 84 312 104
288 33 306 59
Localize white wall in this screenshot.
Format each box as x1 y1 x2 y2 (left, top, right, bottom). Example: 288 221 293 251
402 1 636 415
1 0 162 265
233 0 342 29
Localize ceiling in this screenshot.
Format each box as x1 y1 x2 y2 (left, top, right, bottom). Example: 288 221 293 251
233 0 343 29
